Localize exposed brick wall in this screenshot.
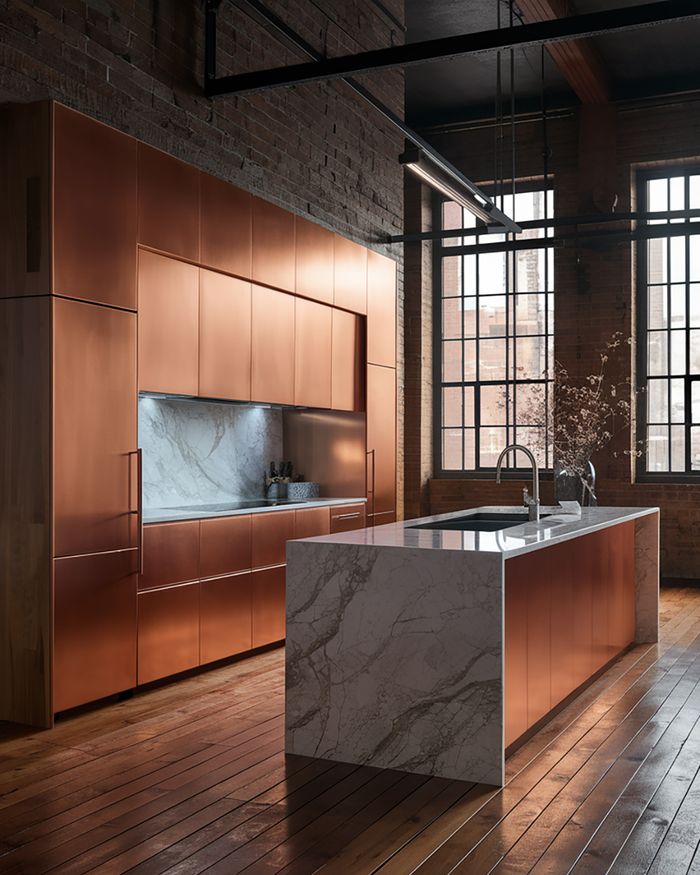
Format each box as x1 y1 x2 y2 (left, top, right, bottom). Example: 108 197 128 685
405 99 700 578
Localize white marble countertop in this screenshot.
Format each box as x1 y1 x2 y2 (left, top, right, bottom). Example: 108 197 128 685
296 505 659 558
143 496 367 524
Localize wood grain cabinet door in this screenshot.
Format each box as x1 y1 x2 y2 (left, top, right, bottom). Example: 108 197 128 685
137 582 200 684
295 217 334 304
250 285 295 404
199 269 252 401
331 309 363 412
139 521 200 591
333 235 367 314
251 197 295 292
53 104 138 310
251 566 285 648
251 511 296 569
53 549 138 713
200 173 252 277
199 515 252 579
200 572 252 663
138 250 199 395
294 297 332 408
366 364 397 522
367 251 397 368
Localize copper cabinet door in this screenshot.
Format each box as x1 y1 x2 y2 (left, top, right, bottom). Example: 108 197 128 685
366 364 397 521
139 521 200 591
250 285 295 404
367 251 396 368
53 104 138 310
333 234 367 315
200 173 252 278
251 197 295 292
295 217 334 304
329 504 367 533
504 556 528 747
251 566 285 648
294 507 330 540
331 309 363 412
53 298 137 558
53 549 138 713
138 143 200 262
137 582 200 684
294 297 332 408
199 515 252 579
138 250 199 395
200 572 253 663
251 511 295 569
199 269 252 401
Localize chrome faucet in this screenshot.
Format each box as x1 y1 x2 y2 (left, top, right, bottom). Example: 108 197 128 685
495 444 540 522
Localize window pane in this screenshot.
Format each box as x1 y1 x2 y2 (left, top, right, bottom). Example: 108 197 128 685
691 330 700 374
671 378 685 423
442 387 462 427
463 297 477 338
647 425 669 472
690 237 700 282
647 239 667 284
647 379 668 423
442 429 463 470
464 339 477 381
464 387 475 427
479 252 506 294
648 286 667 329
691 426 700 470
648 332 668 376
515 427 546 468
442 257 462 297
442 340 462 382
690 285 700 327
693 383 700 423
464 429 476 470
515 293 547 335
670 236 686 283
442 298 463 340
671 425 685 471
481 384 507 425
479 338 506 380
463 255 477 295
670 285 686 327
671 330 686 374
479 427 507 467
516 336 547 380
691 176 700 209
515 383 546 424
648 178 668 213
479 296 507 337
670 176 685 212
514 248 547 292
442 202 463 248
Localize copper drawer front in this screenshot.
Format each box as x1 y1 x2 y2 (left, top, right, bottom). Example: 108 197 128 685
199 515 252 579
330 504 366 533
294 507 330 540
200 572 253 664
139 521 200 590
251 511 295 569
251 566 286 648
137 582 200 684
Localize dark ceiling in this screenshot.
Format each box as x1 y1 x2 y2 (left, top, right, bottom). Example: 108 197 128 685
405 0 700 127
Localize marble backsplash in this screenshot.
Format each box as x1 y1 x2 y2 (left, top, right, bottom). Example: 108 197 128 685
138 396 283 509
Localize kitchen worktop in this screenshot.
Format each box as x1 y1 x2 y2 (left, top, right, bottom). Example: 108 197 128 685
143 496 367 524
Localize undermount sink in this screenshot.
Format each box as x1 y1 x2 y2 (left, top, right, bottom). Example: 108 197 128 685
409 511 551 533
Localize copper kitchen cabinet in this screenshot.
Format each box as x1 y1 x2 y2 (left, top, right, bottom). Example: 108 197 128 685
294 507 330 540
139 521 200 591
366 364 397 524
329 503 367 533
295 217 334 304
200 572 253 663
138 250 199 395
251 197 295 292
137 582 200 684
199 515 252 579
331 309 363 412
251 566 286 647
138 143 200 262
549 541 576 709
333 234 367 315
53 104 137 310
526 558 551 727
53 298 137 558
53 549 138 713
251 511 295 569
504 555 528 747
199 269 252 401
294 297 332 408
200 173 252 277
251 285 295 405
367 250 397 368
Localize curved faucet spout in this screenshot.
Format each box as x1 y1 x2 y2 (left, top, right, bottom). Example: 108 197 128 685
495 444 540 521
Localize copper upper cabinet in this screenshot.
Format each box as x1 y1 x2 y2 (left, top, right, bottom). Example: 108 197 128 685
53 298 137 558
199 269 252 401
295 217 334 304
53 104 138 310
294 297 332 408
251 197 295 292
333 234 367 315
138 143 200 262
331 309 363 412
367 251 397 368
200 173 252 278
366 364 397 523
138 250 199 395
251 284 295 404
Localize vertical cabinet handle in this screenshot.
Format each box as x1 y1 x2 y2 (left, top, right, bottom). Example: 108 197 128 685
137 448 144 575
366 448 376 522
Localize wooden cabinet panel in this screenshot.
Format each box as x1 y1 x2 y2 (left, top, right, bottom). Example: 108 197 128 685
590 540 610 673
137 582 200 684
251 198 295 292
53 104 137 310
331 309 363 412
140 521 200 590
295 297 332 408
200 173 252 277
366 364 397 522
199 515 252 579
295 217 334 304
53 549 138 712
527 567 551 727
367 251 396 368
573 547 594 687
330 503 367 533
251 511 295 569
53 298 137 558
608 521 636 657
252 566 285 647
504 558 528 747
200 572 252 663
250 284 295 404
138 143 199 261
549 542 576 709
199 269 251 401
333 235 367 314
138 250 199 395
294 507 330 540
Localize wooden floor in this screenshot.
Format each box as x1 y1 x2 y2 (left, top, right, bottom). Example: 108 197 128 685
1 587 700 874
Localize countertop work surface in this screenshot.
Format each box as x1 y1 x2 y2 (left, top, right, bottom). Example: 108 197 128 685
143 497 367 524
296 505 660 558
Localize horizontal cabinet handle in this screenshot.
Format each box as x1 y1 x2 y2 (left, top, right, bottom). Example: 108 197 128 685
333 512 362 521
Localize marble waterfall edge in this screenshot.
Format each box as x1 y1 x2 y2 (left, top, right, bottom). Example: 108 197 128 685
285 541 505 786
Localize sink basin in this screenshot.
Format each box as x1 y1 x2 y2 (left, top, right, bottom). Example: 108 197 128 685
409 511 550 533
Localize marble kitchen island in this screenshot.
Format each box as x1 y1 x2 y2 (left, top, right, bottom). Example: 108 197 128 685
285 506 660 787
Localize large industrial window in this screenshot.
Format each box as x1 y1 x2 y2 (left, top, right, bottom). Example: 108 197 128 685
436 186 554 474
638 168 700 477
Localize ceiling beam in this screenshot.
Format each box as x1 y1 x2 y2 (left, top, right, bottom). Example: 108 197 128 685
205 0 700 96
